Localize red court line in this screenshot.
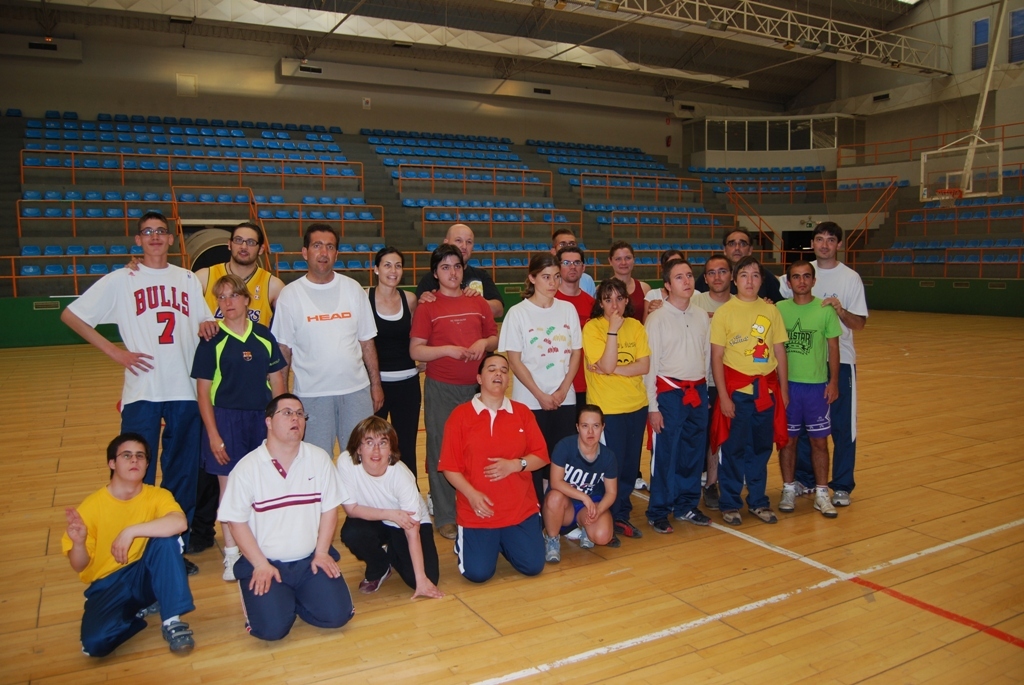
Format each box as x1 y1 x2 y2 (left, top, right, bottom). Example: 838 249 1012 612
851 577 1024 649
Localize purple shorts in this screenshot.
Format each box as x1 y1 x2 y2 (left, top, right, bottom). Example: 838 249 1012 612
201 406 266 476
786 382 831 438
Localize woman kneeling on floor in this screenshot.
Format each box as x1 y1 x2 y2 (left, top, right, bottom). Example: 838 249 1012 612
338 417 444 599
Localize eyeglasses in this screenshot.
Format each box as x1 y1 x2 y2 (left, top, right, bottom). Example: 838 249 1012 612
556 240 577 248
725 240 750 248
309 242 337 252
705 268 731 277
139 227 171 237
232 237 260 248
361 437 390 451
216 293 247 301
115 451 147 462
274 408 309 420
561 259 583 267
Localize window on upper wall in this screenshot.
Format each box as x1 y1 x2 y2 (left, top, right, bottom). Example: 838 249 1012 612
972 18 989 70
1010 9 1024 64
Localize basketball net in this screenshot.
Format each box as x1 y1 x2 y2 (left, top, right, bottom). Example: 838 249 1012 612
936 187 962 209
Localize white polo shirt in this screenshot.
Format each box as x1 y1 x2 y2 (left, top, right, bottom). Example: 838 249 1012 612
219 440 344 563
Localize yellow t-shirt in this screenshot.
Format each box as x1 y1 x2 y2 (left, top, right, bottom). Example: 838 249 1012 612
710 297 788 392
205 262 274 326
582 316 651 415
61 484 182 584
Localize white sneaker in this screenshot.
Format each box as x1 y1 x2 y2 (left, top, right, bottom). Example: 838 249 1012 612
779 484 797 513
565 527 583 541
222 548 241 582
815 490 839 518
634 477 649 491
832 490 851 507
427 494 434 516
794 482 814 497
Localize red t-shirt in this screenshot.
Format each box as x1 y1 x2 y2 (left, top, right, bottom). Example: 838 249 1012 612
438 398 550 528
555 289 595 393
409 293 498 385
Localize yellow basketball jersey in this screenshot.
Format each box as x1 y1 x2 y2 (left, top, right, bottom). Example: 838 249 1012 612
204 262 274 326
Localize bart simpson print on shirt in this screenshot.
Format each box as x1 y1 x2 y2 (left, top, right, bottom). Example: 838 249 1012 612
744 314 772 363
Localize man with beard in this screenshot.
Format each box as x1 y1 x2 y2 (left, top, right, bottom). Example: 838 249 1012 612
695 228 782 303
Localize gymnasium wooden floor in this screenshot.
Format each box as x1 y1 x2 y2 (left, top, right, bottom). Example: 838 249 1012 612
2 310 1023 684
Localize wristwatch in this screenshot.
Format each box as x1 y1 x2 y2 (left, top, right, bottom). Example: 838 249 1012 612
519 458 528 472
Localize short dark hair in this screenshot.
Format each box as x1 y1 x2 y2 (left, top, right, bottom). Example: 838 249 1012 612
659 249 684 269
662 257 691 284
723 227 752 247
477 351 508 374
608 241 634 260
786 259 816 279
303 223 339 248
266 392 303 419
813 221 843 242
577 404 605 424
137 211 168 233
704 253 730 272
556 245 584 264
733 255 762 280
552 227 576 243
430 243 464 277
107 432 150 478
345 416 400 466
374 245 403 268
591 278 636 319
231 221 264 245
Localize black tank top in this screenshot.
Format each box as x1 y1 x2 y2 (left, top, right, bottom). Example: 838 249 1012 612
368 287 416 373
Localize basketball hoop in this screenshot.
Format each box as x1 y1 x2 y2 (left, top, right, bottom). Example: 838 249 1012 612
935 187 963 208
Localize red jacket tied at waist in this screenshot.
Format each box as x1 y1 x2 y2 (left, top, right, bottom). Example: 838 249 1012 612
655 376 706 408
709 366 788 454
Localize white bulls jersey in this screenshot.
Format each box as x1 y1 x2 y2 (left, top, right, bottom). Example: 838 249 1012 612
67 264 213 405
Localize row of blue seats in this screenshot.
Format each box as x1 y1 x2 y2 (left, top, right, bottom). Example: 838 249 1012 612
549 156 665 171
880 254 1020 264
423 212 568 223
837 180 908 190
361 129 512 144
596 215 720 226
536 147 653 162
570 178 690 190
21 245 138 256
24 158 357 176
369 137 511 152
907 209 1024 222
526 139 644 154
27 127 333 143
384 158 528 171
892 238 1024 249
376 146 521 162
702 174 810 183
23 190 367 205
713 185 808 194
922 195 1024 209
94 114 342 132
259 210 377 221
393 170 541 183
27 132 341 151
557 166 664 178
268 244 384 254
404 199 556 210
26 143 345 158
20 264 125 276
583 203 705 213
690 165 826 174
22 207 152 218
426 242 555 252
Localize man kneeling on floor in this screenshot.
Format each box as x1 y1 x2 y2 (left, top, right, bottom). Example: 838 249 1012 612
63 433 195 657
218 393 354 640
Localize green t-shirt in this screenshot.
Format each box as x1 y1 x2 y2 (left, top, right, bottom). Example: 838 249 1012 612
776 297 842 384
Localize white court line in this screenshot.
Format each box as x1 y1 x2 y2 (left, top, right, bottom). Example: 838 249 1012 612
472 516 1024 685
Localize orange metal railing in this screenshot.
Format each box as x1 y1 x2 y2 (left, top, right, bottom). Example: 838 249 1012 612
837 121 1024 168
420 208 582 240
578 173 703 204
607 211 737 242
